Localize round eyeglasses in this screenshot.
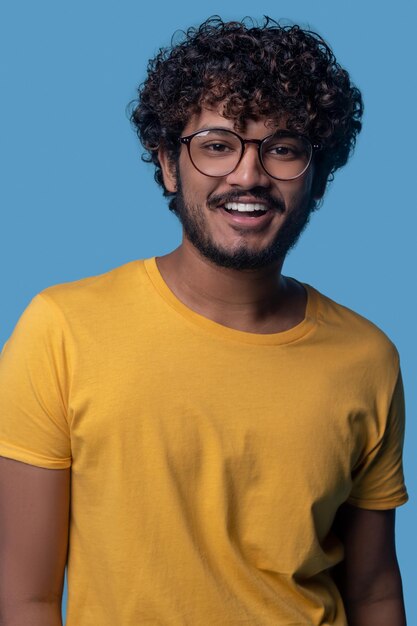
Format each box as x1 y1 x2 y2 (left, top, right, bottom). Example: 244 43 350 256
179 128 320 181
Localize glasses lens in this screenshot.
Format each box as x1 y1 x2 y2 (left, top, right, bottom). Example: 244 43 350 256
189 130 241 177
261 132 312 180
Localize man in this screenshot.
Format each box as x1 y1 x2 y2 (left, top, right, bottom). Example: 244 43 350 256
0 16 408 626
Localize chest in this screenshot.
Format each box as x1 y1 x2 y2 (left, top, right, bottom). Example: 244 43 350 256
68 336 368 507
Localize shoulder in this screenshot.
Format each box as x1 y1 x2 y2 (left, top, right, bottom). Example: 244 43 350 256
7 259 154 346
38 259 150 316
306 284 399 370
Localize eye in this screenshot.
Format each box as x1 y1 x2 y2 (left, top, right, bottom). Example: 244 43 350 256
266 144 300 159
203 142 233 152
192 130 240 157
271 146 292 155
263 133 310 162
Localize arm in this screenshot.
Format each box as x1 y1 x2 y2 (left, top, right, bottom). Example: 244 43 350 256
0 456 70 626
333 502 406 626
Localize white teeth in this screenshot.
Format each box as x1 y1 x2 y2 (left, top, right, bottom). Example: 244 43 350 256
224 202 267 212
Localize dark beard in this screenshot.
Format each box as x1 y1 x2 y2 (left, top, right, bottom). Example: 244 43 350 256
170 178 315 271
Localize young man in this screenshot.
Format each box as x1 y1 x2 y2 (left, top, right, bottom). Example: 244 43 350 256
0 17 408 626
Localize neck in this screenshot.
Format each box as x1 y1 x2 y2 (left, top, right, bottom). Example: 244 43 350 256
156 239 307 334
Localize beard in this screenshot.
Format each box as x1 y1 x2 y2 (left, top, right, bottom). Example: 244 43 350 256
170 175 316 271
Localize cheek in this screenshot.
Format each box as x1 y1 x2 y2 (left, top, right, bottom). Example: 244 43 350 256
284 170 314 208
178 155 200 192
178 163 219 206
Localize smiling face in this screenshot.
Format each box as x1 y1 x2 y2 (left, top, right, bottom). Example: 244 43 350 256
159 107 319 270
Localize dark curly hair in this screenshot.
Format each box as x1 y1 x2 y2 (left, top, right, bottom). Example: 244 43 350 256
130 16 363 208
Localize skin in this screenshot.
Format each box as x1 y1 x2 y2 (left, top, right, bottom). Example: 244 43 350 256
0 457 69 626
333 504 406 626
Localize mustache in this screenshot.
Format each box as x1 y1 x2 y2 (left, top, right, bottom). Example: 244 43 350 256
207 188 286 213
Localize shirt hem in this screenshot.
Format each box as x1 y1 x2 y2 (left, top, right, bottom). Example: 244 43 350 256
0 441 71 469
347 493 408 510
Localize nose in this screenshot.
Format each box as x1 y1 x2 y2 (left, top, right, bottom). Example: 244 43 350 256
225 143 271 189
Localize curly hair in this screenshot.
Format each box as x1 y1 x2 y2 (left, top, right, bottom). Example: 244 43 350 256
130 16 363 207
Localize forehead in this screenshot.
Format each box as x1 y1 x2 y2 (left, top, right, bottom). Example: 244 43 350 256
183 106 286 137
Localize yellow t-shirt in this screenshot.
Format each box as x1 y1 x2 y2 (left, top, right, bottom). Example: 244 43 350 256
0 258 407 626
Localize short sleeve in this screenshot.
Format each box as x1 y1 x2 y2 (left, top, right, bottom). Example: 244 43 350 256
348 369 408 509
0 294 72 468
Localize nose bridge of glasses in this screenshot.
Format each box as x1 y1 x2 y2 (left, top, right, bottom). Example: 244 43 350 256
241 137 263 157
237 137 266 171
226 137 270 184
241 137 263 147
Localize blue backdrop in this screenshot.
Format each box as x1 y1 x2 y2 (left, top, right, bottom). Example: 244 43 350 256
1 1 416 622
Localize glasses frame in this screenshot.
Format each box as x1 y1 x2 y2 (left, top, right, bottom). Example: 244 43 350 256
179 127 321 181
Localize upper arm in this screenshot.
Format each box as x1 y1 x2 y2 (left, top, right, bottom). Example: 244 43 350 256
0 456 70 608
348 368 407 510
333 502 403 601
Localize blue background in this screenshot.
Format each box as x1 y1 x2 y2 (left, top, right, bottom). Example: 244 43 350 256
1 1 416 622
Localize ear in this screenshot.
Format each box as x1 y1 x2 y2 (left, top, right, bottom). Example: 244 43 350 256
158 148 177 193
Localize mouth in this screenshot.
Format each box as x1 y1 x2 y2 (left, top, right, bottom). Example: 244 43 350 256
222 201 269 218
216 200 278 230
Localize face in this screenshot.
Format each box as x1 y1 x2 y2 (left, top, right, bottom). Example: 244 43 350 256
159 107 319 270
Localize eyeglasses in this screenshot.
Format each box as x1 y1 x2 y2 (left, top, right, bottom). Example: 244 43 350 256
179 128 320 181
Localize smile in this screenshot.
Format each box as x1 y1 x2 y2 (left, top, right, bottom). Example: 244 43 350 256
223 202 269 217
218 202 277 230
